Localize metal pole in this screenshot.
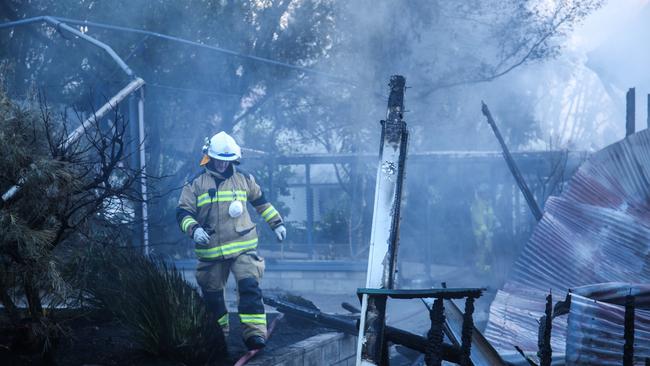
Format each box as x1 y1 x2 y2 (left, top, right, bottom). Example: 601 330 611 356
305 163 314 259
0 15 344 82
0 16 133 78
129 94 142 249
51 16 343 81
0 16 47 29
138 88 150 254
1 78 145 204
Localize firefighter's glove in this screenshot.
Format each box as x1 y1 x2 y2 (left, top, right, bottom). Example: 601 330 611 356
274 225 287 242
193 227 211 245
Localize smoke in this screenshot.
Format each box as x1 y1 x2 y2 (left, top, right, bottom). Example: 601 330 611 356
3 1 648 301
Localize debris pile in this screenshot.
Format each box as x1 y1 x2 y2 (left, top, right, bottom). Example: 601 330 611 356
485 128 650 364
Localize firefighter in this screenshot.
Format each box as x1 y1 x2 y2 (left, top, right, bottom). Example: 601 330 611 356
176 131 286 350
470 183 497 274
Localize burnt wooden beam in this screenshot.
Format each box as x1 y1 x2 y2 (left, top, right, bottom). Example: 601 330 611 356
626 88 636 136
538 292 553 366
358 287 484 300
263 295 462 363
426 298 445 366
460 297 475 366
481 101 544 221
624 294 635 365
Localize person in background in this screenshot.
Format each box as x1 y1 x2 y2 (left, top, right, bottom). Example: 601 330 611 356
470 183 497 275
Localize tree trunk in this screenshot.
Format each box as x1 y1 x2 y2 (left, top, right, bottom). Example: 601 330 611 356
0 285 21 325
23 273 43 320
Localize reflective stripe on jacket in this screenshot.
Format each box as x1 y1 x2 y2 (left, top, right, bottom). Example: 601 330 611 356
176 166 283 261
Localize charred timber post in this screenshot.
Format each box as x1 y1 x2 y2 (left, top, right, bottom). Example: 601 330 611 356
481 102 543 221
357 75 408 366
626 88 635 136
538 292 553 366
460 297 475 366
426 298 445 366
623 294 635 365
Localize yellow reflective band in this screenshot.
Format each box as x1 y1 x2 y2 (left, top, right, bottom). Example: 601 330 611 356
218 313 229 327
194 238 258 259
239 313 267 325
181 216 198 232
197 190 248 207
261 206 278 222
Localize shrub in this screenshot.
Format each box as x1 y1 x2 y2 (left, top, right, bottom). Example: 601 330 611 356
81 247 227 364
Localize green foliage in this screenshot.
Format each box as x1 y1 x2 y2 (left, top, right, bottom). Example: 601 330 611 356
0 90 74 319
81 247 227 364
0 82 152 366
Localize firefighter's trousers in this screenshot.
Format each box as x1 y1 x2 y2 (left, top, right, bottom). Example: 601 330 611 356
474 231 494 274
196 251 266 339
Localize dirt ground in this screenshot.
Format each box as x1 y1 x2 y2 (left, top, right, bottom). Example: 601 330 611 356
0 311 329 366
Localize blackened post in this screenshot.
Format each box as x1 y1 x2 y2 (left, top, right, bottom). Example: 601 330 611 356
538 292 553 366
460 297 475 366
481 102 543 221
624 294 635 365
357 75 408 366
626 88 635 136
425 298 445 366
362 295 389 365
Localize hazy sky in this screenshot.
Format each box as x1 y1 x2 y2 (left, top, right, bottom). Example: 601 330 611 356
571 0 650 52
530 0 650 149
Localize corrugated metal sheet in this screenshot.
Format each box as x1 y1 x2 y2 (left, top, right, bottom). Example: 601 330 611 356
566 294 650 365
485 129 650 364
571 283 650 309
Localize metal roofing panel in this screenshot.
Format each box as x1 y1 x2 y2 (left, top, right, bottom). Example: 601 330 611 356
485 129 650 363
567 294 650 365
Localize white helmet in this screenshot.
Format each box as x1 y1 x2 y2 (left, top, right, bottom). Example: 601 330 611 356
201 131 242 165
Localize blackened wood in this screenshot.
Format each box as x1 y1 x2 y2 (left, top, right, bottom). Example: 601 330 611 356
358 287 483 299
626 88 635 136
264 295 461 362
624 294 635 365
481 102 543 221
460 297 475 366
538 292 553 366
362 295 388 364
426 298 445 366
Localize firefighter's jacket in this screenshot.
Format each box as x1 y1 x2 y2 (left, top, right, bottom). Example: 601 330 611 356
176 165 283 261
470 197 495 237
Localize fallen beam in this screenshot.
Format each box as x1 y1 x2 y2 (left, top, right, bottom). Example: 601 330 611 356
481 101 543 221
263 296 462 363
443 299 507 366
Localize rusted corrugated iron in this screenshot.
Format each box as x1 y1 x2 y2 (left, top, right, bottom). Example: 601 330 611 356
566 294 650 365
570 283 650 309
485 129 650 364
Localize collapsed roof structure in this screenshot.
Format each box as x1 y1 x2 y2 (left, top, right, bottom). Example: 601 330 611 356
485 127 650 364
